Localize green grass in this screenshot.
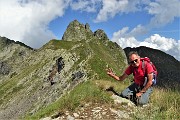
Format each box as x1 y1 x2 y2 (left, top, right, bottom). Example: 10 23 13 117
37 40 180 120
25 80 112 119
88 39 127 80
151 87 180 119
131 87 180 120
24 77 180 120
42 39 79 50
93 80 180 120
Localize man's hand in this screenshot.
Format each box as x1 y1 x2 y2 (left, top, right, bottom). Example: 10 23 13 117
136 92 143 97
106 68 115 77
106 68 128 81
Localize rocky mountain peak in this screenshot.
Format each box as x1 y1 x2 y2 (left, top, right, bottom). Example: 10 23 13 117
94 29 109 41
62 20 109 42
62 20 93 41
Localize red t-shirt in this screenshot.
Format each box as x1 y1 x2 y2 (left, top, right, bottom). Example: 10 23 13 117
125 60 154 85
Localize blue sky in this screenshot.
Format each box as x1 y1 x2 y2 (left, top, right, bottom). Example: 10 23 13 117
0 0 180 60
49 9 179 40
49 9 149 39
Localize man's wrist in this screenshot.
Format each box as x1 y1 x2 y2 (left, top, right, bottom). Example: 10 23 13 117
140 91 145 93
111 73 116 77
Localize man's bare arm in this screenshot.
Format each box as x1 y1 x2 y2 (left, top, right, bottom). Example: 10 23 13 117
140 73 153 93
106 68 128 81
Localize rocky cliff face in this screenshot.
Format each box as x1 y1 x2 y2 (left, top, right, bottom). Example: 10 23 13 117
0 20 127 119
124 46 180 89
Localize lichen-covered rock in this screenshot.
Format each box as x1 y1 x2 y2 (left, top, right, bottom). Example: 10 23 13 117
0 61 10 75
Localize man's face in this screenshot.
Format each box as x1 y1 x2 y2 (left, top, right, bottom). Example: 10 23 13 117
129 54 140 67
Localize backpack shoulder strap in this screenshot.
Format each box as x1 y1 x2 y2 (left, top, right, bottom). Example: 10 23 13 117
142 60 146 75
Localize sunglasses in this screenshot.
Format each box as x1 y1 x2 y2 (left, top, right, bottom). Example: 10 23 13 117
129 59 138 64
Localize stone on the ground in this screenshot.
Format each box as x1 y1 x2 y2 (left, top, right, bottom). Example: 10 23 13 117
111 94 135 107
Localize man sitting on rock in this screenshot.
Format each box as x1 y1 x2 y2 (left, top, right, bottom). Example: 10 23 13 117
106 51 155 105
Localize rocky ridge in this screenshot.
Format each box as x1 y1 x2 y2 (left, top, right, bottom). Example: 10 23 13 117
0 41 90 119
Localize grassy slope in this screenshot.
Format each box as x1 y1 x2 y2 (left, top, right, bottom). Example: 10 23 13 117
24 39 130 119
1 38 178 119
27 83 180 120
26 39 179 120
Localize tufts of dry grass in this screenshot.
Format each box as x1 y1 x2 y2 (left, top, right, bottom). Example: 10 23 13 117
150 87 180 119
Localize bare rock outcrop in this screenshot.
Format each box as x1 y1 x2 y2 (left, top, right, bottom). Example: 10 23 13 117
94 29 109 41
62 20 94 41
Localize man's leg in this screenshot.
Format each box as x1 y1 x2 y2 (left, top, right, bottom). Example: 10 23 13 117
138 87 153 105
120 83 138 103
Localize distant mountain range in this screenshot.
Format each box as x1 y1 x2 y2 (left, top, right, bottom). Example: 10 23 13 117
0 20 179 119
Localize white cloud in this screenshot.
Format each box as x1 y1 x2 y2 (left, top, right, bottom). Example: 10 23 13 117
95 0 180 42
112 27 129 38
94 0 180 25
0 0 70 48
143 34 180 60
70 0 101 12
115 37 139 48
146 0 180 28
112 34 180 61
110 0 180 61
128 25 148 37
112 25 148 38
94 0 142 22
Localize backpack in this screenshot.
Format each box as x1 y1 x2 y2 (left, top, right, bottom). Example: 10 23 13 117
140 57 157 86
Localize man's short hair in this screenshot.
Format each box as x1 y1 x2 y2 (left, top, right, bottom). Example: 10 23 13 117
128 51 139 58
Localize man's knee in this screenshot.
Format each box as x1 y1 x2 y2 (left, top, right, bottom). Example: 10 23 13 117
120 89 134 100
138 87 153 105
137 93 150 105
137 98 148 105
120 83 136 98
120 90 127 97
